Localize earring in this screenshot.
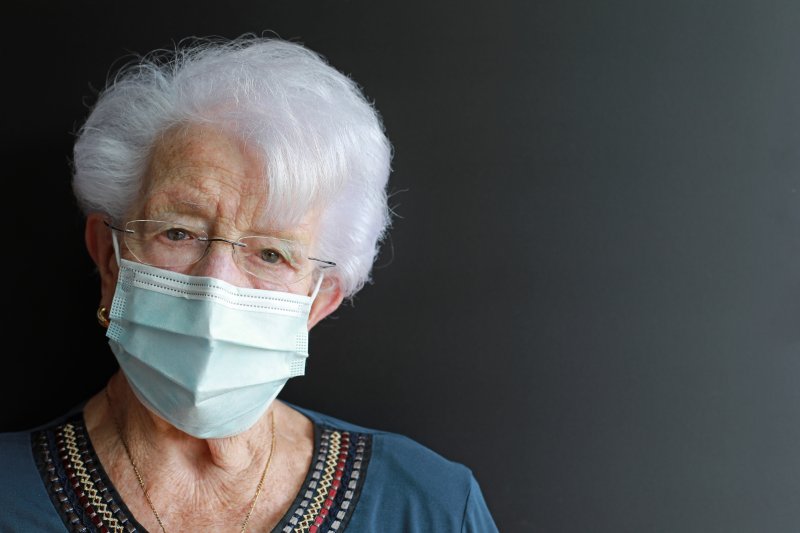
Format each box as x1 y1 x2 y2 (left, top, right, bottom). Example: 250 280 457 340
96 306 110 329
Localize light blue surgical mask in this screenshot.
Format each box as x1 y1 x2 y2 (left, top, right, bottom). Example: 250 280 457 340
106 251 321 439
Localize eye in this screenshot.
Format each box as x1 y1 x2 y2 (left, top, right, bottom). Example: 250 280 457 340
259 248 284 264
164 227 194 241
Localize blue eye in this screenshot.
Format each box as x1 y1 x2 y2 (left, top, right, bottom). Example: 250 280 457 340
165 227 192 241
259 248 283 264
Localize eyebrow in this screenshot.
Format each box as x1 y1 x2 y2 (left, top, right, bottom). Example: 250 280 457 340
145 200 211 220
147 201 308 242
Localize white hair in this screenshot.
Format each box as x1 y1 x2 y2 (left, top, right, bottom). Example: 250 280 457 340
72 35 393 299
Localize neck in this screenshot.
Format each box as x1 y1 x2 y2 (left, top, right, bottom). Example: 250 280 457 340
91 372 276 533
99 373 276 473
81 370 315 532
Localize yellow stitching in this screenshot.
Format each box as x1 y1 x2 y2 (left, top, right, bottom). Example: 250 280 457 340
294 431 341 532
63 424 126 533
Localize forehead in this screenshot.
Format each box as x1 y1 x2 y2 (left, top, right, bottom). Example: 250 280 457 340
134 124 276 230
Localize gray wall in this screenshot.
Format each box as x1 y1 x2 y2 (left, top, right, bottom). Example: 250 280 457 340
6 1 800 532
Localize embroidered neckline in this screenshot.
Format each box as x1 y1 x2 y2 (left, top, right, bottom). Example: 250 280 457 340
32 413 372 533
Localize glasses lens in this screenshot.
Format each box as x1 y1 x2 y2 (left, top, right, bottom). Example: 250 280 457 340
236 235 314 286
119 221 329 288
123 220 208 267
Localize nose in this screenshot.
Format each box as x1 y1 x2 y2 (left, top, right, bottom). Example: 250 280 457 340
189 239 253 287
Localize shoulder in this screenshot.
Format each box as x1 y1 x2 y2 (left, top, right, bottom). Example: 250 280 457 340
288 403 499 533
0 429 35 469
0 428 71 530
291 402 470 478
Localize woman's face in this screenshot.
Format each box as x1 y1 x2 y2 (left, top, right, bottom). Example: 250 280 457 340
125 124 319 295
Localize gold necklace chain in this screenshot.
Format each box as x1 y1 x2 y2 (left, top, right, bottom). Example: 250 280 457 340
104 388 277 533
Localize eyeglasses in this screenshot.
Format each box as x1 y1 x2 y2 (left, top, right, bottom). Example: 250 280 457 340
106 220 335 288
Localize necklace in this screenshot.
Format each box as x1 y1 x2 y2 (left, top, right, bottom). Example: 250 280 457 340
104 388 276 533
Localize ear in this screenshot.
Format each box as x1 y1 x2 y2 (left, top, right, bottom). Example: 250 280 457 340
307 279 344 330
85 213 120 310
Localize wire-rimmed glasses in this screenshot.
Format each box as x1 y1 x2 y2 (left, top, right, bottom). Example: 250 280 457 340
106 219 335 289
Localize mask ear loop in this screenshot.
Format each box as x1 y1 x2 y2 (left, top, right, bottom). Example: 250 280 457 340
98 226 123 330
111 227 122 265
310 273 324 302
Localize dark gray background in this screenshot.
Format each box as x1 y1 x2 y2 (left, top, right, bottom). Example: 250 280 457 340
5 1 800 532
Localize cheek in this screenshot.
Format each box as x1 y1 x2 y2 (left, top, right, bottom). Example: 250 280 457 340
283 277 316 296
231 272 313 293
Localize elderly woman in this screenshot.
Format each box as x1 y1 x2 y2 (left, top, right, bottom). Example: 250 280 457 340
0 35 497 532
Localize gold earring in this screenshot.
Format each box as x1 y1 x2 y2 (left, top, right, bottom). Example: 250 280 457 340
96 306 110 329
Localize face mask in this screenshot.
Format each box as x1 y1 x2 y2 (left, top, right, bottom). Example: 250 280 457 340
106 256 320 439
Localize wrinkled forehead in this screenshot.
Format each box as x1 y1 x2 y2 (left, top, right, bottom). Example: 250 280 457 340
131 123 312 233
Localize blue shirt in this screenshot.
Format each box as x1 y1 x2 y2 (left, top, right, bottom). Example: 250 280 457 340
0 403 499 532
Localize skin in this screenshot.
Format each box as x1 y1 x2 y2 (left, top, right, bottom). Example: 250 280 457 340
81 124 344 531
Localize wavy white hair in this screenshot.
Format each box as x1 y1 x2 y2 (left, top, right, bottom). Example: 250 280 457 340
72 35 393 299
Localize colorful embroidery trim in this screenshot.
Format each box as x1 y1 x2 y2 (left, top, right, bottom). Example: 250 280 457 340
33 417 140 533
278 428 372 533
32 415 371 533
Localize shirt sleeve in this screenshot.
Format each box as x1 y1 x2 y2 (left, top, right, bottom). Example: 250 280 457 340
462 474 500 533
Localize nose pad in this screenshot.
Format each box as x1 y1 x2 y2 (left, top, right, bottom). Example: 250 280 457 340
191 240 251 285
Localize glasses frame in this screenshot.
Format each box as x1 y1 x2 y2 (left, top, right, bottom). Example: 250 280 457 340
105 220 336 283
